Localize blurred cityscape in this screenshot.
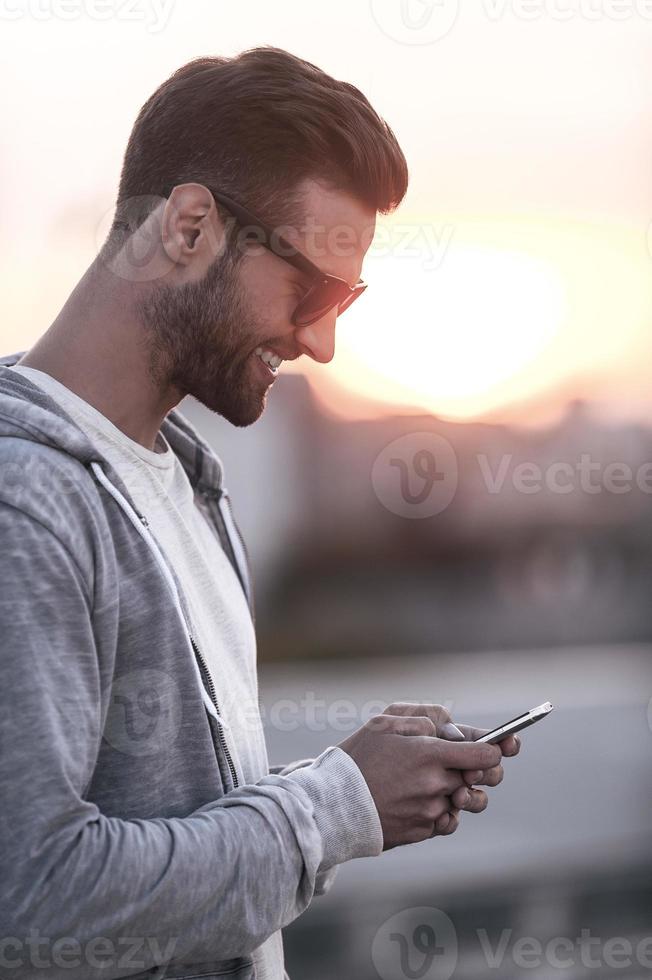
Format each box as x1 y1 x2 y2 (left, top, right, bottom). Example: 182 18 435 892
184 376 652 661
183 377 652 980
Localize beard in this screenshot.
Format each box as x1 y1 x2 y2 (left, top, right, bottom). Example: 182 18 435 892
135 250 271 427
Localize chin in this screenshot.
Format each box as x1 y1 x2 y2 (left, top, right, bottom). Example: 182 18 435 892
227 405 266 428
196 391 267 428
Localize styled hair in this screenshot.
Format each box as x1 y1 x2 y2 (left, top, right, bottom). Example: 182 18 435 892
109 46 408 247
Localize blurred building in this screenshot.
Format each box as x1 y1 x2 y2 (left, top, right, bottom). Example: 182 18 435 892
183 378 652 663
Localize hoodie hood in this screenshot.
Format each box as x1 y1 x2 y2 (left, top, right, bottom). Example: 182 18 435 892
0 350 252 613
0 350 226 501
0 351 105 468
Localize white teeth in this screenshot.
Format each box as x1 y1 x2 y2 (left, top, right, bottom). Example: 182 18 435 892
255 347 283 371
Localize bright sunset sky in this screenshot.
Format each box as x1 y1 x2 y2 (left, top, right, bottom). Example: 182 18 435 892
2 0 652 426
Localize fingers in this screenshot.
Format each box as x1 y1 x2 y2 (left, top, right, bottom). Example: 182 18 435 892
434 739 502 771
429 788 488 840
440 722 466 741
481 765 504 788
432 807 460 837
464 765 504 788
380 710 523 758
369 714 437 737
431 813 449 835
456 725 522 758
455 723 488 742
440 770 467 795
450 784 471 809
460 788 488 814
462 769 484 786
371 714 509 774
383 702 464 739
499 734 521 757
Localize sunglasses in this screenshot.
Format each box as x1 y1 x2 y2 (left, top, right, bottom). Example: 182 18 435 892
209 190 368 328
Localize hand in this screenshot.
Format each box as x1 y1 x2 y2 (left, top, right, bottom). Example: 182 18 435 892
337 712 501 850
380 703 521 836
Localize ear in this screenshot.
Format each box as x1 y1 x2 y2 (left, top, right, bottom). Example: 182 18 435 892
161 183 233 268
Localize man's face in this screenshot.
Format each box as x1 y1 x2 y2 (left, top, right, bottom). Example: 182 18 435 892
136 179 375 427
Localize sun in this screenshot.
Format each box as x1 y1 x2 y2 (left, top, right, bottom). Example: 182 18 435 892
284 216 651 425
330 243 567 418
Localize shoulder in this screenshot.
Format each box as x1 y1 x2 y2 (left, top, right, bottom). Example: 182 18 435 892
0 436 106 556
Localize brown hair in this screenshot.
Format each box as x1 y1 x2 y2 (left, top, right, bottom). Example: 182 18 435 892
109 46 408 247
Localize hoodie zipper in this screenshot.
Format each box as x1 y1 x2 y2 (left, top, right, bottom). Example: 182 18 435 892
189 636 239 789
198 485 253 612
222 489 255 611
90 461 241 790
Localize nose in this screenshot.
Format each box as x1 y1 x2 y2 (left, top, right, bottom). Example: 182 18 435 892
295 309 337 364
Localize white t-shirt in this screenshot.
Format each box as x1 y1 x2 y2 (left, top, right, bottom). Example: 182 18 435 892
9 364 268 787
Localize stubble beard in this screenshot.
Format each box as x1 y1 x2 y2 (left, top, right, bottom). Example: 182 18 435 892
135 252 271 427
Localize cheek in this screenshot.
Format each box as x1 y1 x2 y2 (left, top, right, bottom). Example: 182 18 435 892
239 258 271 307
239 259 296 324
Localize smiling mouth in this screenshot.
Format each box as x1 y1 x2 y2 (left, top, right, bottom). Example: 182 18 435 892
254 345 283 375
252 348 279 385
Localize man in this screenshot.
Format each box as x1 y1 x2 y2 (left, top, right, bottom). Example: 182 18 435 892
0 47 518 980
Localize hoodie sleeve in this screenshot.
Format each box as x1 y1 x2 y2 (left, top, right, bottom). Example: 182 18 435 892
268 756 372 899
269 758 316 776
0 499 382 980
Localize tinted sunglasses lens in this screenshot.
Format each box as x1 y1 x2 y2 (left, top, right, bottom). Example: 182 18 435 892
338 282 367 315
294 280 368 327
293 279 350 327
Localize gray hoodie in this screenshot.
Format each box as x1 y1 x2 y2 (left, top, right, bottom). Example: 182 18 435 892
0 352 383 980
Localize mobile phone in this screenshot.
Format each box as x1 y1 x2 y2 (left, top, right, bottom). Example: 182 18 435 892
475 701 554 744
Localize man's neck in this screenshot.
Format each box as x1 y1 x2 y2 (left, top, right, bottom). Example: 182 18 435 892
20 263 180 452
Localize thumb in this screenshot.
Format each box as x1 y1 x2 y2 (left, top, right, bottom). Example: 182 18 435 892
439 721 465 740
